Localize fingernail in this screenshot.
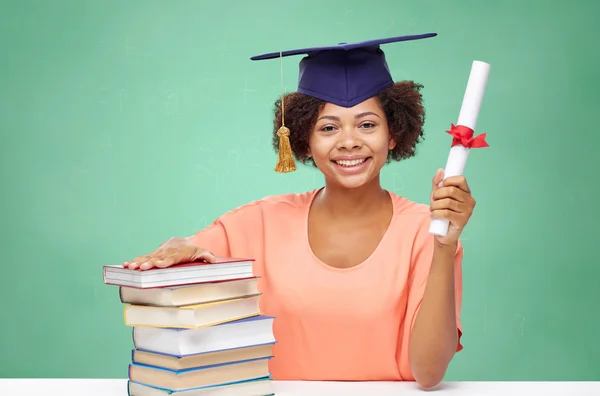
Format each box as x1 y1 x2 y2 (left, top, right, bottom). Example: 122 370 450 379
438 181 443 188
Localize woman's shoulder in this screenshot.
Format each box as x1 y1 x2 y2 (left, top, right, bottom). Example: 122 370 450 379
387 191 433 239
388 191 430 217
215 189 318 223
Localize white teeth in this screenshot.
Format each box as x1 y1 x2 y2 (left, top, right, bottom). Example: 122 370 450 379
335 158 366 167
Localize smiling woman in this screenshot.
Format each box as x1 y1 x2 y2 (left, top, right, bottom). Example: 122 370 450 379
271 81 425 190
123 33 478 389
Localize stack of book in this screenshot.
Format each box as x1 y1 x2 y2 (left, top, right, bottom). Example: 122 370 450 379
103 256 276 395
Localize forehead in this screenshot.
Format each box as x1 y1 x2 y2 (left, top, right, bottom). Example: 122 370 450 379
318 97 383 116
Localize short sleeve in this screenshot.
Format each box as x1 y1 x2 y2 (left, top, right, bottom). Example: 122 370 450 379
406 226 464 353
183 197 282 285
185 198 270 262
187 220 231 257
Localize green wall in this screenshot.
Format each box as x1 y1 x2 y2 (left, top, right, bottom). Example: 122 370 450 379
1 0 598 380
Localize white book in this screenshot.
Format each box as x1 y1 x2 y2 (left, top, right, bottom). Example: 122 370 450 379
133 315 276 356
103 257 254 288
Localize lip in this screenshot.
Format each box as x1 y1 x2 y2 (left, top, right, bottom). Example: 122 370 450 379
330 155 370 161
331 156 372 175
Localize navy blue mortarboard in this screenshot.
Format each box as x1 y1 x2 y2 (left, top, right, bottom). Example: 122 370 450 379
250 33 437 173
251 33 437 108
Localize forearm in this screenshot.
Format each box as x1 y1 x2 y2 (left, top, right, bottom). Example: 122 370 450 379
409 242 458 388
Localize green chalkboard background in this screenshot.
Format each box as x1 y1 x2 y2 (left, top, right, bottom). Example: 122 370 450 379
1 0 598 380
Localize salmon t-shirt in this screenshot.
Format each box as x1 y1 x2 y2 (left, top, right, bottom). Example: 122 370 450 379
188 189 463 381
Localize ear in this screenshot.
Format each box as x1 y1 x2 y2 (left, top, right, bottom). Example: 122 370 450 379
388 137 397 151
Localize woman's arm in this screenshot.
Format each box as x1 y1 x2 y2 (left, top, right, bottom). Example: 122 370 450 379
408 241 459 389
409 170 476 388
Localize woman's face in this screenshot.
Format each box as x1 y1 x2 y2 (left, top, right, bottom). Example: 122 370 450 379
308 97 395 189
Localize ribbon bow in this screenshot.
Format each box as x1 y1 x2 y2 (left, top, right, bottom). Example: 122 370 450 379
446 123 489 148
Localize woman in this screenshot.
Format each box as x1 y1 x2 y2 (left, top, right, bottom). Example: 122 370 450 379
123 33 477 389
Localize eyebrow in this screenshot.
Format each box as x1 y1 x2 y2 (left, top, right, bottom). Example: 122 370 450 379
317 111 381 122
355 111 381 119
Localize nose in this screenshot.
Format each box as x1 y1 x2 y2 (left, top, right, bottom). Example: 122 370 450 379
336 126 362 150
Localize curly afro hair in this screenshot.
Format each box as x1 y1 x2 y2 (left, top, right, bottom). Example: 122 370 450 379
271 81 426 166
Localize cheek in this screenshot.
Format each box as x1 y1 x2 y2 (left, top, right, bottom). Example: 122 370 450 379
307 136 329 160
310 148 329 166
369 134 393 155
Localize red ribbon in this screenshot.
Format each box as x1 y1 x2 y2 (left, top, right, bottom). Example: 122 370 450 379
446 123 489 148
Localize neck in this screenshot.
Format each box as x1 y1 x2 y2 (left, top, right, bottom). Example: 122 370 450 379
316 176 390 217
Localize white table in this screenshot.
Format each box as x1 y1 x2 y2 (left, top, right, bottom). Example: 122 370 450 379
0 379 598 395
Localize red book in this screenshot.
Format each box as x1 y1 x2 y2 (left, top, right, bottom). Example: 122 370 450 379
103 257 255 289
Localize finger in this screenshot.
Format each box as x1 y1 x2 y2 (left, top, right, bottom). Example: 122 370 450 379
124 254 153 270
152 247 215 269
139 247 185 270
140 257 163 270
193 249 217 264
441 175 470 193
430 198 468 213
432 168 445 191
123 257 139 268
432 186 471 203
431 168 445 202
132 248 171 270
155 254 180 268
430 209 468 228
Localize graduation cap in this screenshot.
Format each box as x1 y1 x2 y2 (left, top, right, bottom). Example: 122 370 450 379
250 32 437 173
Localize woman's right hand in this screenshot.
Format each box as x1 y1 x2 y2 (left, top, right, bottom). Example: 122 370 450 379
122 237 216 270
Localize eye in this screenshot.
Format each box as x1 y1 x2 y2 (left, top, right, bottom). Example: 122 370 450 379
360 122 376 129
320 125 337 132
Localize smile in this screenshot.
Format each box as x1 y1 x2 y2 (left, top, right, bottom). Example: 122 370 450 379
333 158 367 167
330 156 372 174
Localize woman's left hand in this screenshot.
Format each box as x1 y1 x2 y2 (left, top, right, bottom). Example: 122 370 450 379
430 168 476 247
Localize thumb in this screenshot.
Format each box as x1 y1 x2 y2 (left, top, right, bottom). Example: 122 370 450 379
194 249 217 264
432 168 445 192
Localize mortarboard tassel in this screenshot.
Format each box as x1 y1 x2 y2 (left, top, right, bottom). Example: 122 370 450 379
275 125 295 172
274 51 296 173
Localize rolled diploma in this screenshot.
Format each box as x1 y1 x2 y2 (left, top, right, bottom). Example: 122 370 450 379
429 60 490 237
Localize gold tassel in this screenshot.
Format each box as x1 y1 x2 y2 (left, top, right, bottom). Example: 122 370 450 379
275 125 296 172
274 51 296 173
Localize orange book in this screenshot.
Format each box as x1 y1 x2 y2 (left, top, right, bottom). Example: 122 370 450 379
123 295 261 328
119 277 260 307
